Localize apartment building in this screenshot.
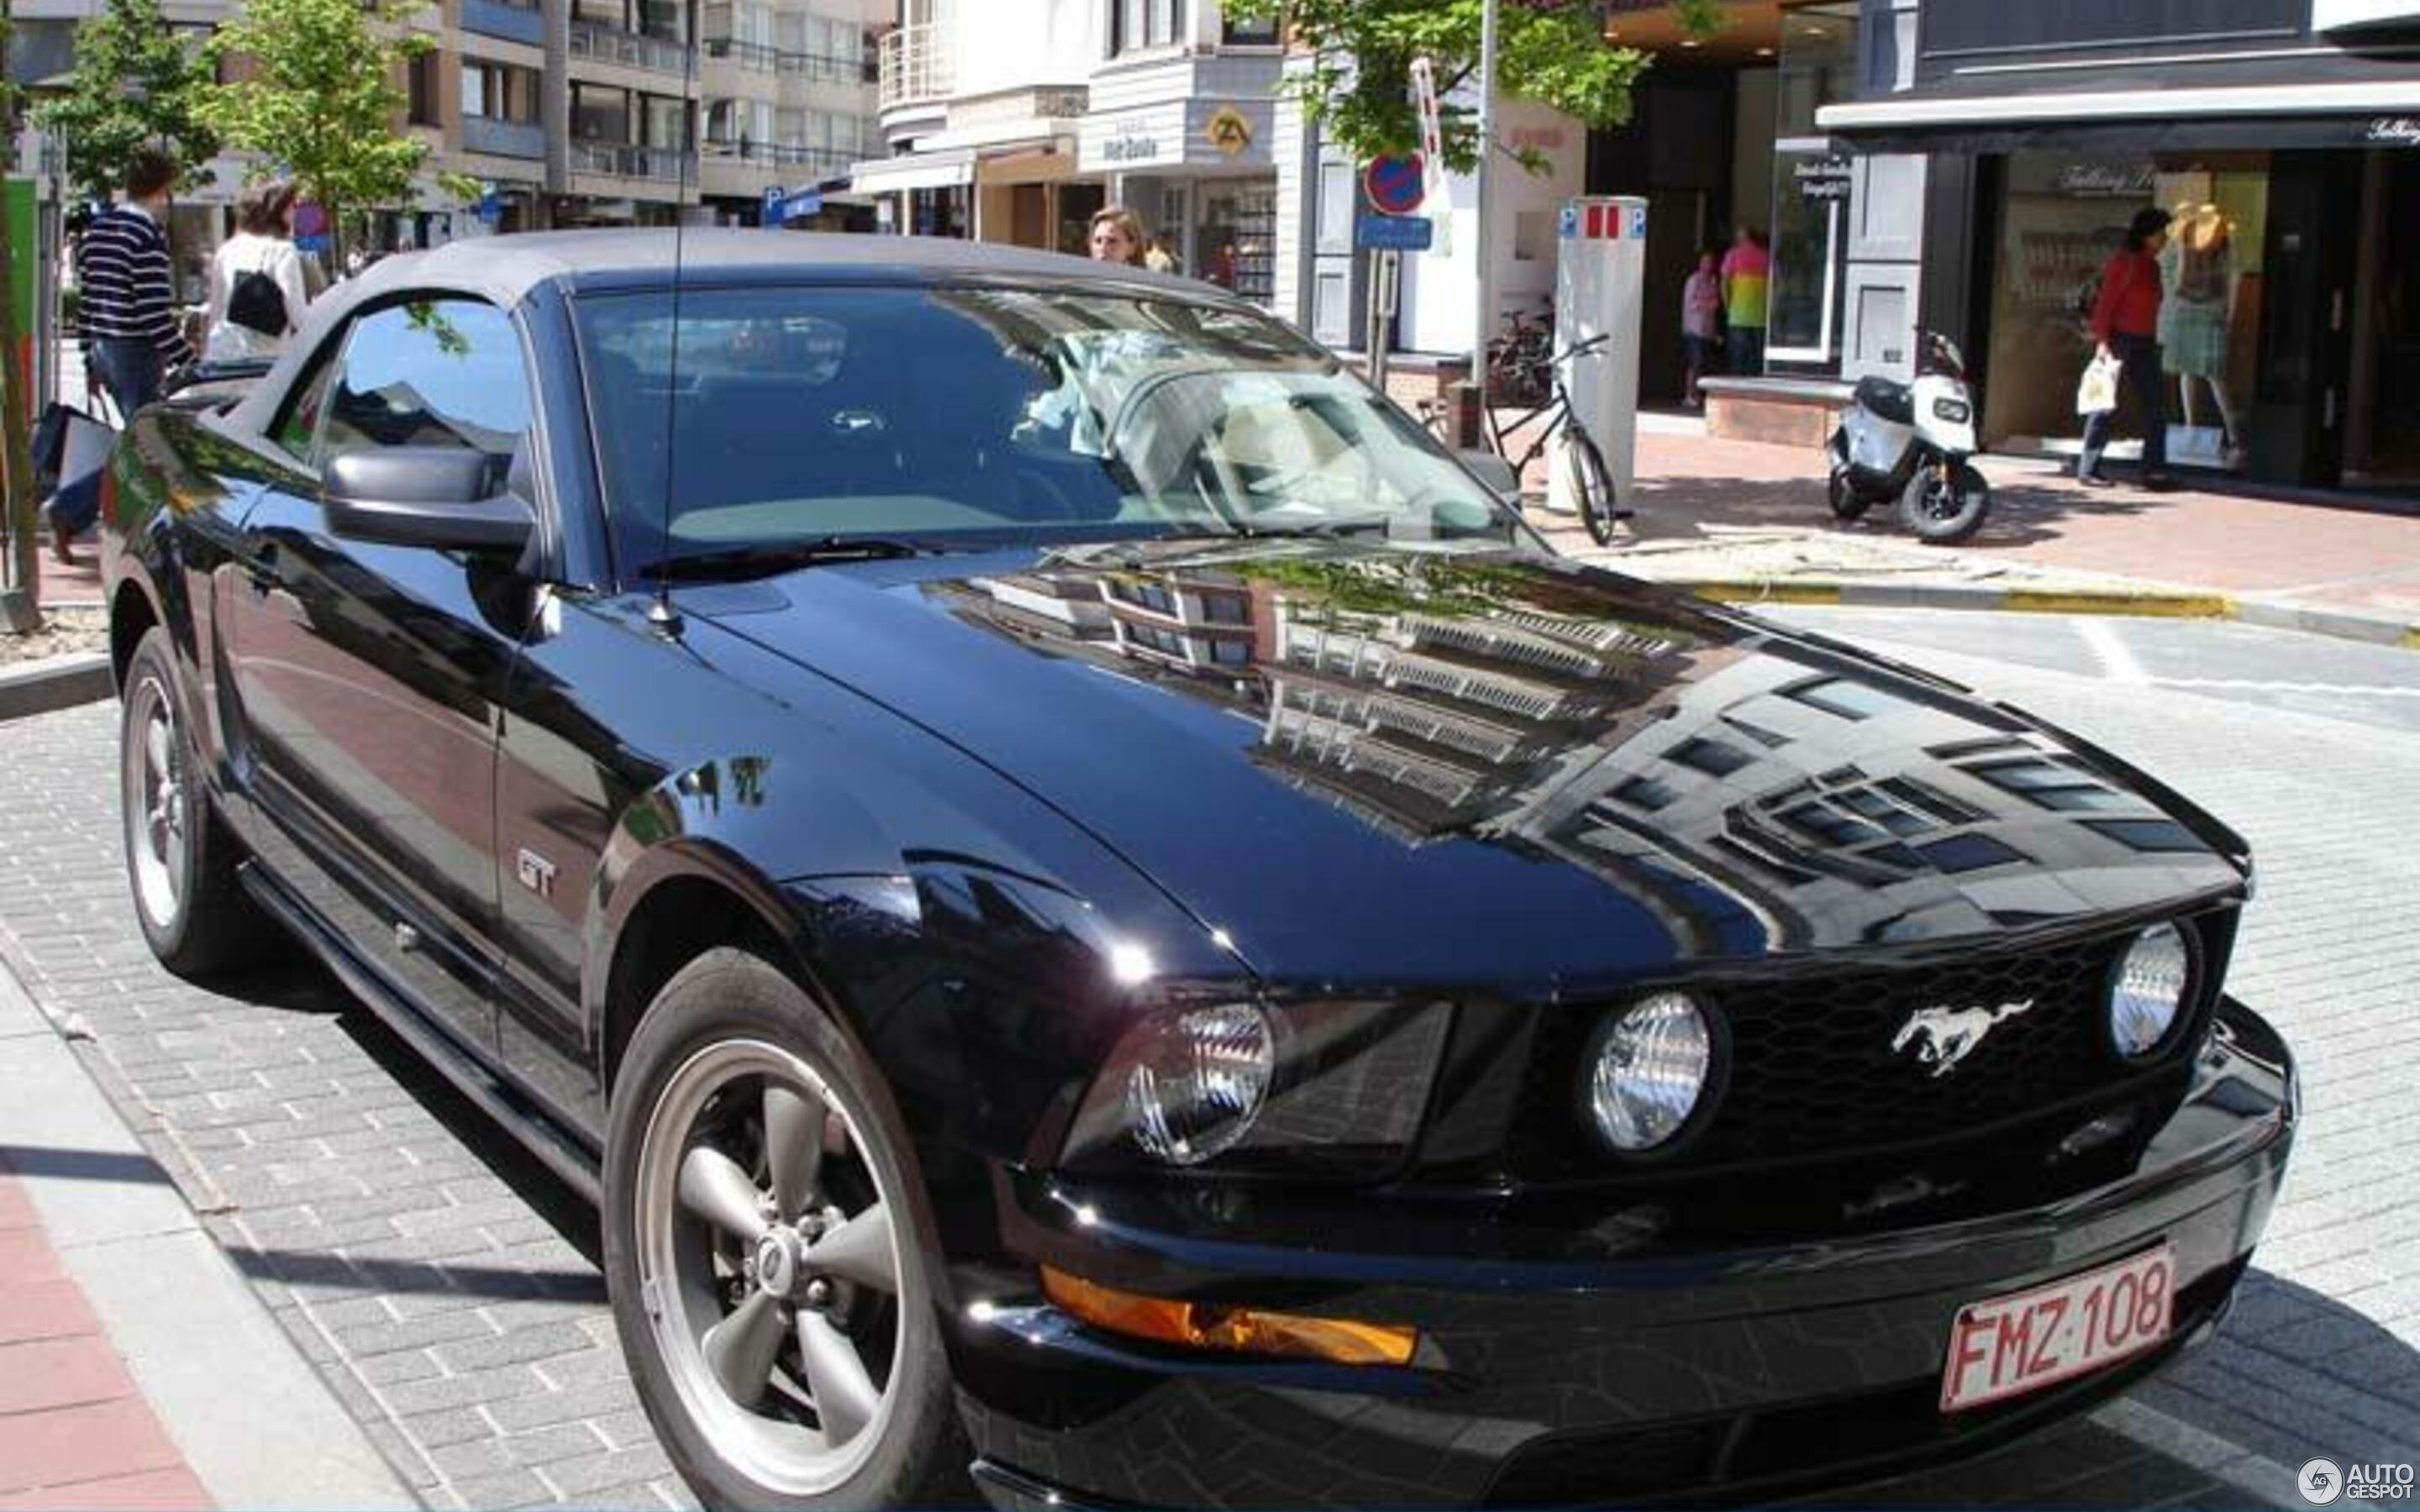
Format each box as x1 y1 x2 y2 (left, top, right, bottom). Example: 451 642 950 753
404 0 886 235
861 0 1282 305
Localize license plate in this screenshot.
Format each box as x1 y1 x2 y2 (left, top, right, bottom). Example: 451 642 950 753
1940 1244 2175 1413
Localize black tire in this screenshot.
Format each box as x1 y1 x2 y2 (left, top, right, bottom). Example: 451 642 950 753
1567 428 1624 546
1827 467 1873 522
1899 459 1991 545
118 627 281 978
604 948 972 1511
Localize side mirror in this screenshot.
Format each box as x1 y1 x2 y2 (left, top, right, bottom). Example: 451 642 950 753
324 445 533 553
1458 449 1521 502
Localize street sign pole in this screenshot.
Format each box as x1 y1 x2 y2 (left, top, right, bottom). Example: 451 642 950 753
1473 0 1499 430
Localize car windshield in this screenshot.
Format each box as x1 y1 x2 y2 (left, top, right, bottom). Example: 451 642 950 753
573 284 1517 575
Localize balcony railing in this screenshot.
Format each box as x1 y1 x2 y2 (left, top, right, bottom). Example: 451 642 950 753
461 114 546 160
702 139 853 176
877 23 950 108
460 0 544 46
704 39 871 84
571 140 697 181
569 21 692 76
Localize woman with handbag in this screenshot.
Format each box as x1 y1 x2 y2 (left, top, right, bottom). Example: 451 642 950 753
2077 207 2174 491
204 180 310 360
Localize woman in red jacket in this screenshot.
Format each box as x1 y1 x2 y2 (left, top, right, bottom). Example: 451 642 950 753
2079 207 2175 491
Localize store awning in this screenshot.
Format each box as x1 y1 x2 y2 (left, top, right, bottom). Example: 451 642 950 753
1818 79 2420 154
846 152 975 195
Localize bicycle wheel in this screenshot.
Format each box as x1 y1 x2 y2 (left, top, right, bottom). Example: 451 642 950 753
1565 427 1624 545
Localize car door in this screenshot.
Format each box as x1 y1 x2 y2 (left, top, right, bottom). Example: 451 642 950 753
222 295 537 1060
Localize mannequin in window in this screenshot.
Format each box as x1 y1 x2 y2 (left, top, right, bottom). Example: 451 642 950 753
2160 202 2244 467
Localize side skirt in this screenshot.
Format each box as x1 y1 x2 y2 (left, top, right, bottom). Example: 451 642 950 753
238 859 604 1206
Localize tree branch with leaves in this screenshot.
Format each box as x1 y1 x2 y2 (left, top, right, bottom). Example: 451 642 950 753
33 0 220 202
1228 0 1726 174
199 0 470 259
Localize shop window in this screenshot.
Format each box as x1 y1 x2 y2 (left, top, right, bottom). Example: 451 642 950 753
1980 152 2270 474
1763 3 1859 371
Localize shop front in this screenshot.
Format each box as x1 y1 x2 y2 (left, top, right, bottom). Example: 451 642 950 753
1080 91 1278 307
1818 0 2420 496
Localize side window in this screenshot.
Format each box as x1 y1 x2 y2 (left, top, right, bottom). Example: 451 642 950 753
317 298 532 464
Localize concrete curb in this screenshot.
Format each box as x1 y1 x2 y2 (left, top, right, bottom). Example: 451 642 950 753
0 956 421 1510
0 650 112 722
1649 575 2420 649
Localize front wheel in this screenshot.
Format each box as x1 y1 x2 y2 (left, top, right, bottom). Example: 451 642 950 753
1899 459 1990 545
604 949 971 1510
1567 428 1626 546
118 627 281 978
1827 466 1873 522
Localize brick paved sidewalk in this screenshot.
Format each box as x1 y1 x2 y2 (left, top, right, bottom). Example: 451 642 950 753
1486 413 2420 627
0 1167 212 1511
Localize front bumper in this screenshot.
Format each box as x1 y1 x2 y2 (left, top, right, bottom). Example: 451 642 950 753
944 998 2296 1509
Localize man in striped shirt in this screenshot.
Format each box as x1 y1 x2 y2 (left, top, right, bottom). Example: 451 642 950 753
44 149 191 560
78 146 192 422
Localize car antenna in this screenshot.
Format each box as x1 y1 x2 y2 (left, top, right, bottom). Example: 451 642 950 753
647 23 702 639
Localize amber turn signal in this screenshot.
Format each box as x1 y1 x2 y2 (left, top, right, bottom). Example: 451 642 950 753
1040 1266 1418 1367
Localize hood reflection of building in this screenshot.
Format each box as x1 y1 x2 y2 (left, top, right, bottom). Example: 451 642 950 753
937 550 2212 956
1495 654 2223 955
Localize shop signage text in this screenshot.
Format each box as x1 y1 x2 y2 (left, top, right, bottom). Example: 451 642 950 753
1101 117 1163 165
1796 157 1854 203
2055 164 2158 198
2368 117 2420 147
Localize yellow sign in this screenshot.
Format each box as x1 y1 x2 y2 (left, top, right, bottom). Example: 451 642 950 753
1205 106 1254 156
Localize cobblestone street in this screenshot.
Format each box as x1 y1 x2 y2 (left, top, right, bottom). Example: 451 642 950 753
0 606 2412 1508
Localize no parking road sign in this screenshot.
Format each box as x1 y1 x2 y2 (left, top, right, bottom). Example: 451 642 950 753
1363 154 1426 217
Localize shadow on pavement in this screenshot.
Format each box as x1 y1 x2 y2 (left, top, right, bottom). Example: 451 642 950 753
218 953 605 1278
1622 473 2163 553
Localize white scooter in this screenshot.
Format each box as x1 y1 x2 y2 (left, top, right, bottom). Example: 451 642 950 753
1826 331 1989 545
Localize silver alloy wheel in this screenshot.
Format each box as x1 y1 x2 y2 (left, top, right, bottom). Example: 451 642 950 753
634 1038 906 1495
124 673 187 930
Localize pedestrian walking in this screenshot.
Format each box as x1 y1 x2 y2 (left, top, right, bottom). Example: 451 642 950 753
45 148 192 563
2078 207 2175 491
1720 227 1770 377
1087 206 1148 267
204 179 310 360
1681 249 1723 407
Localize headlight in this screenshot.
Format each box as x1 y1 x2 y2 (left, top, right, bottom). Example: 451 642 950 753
1061 1000 1453 1173
2110 923 2192 1058
1123 1003 1274 1165
1933 397 1972 423
1586 992 1714 1152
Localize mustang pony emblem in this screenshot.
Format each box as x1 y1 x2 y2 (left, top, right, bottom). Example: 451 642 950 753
1891 999 2036 1077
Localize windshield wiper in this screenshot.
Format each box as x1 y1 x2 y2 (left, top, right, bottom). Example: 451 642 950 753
1230 516 1395 539
643 536 934 582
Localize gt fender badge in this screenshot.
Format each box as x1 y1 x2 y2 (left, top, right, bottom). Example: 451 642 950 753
516 848 558 899
1891 999 2035 1077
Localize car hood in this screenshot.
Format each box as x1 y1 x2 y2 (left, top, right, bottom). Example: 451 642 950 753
684 541 2246 995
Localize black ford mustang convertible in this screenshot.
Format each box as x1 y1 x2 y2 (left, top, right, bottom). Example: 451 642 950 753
104 231 2293 1509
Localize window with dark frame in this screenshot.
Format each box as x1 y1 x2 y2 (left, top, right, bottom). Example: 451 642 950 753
1113 0 1186 55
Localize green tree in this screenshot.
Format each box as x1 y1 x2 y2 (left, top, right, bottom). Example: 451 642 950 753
1228 0 1723 174
198 0 466 255
33 0 220 202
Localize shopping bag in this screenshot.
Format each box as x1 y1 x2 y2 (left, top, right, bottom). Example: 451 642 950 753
2075 352 2121 417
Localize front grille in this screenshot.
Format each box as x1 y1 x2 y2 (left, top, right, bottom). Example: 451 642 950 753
1511 911 2233 1179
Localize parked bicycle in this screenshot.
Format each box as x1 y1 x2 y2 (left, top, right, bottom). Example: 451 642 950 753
1423 331 1627 546
1486 301 1554 407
